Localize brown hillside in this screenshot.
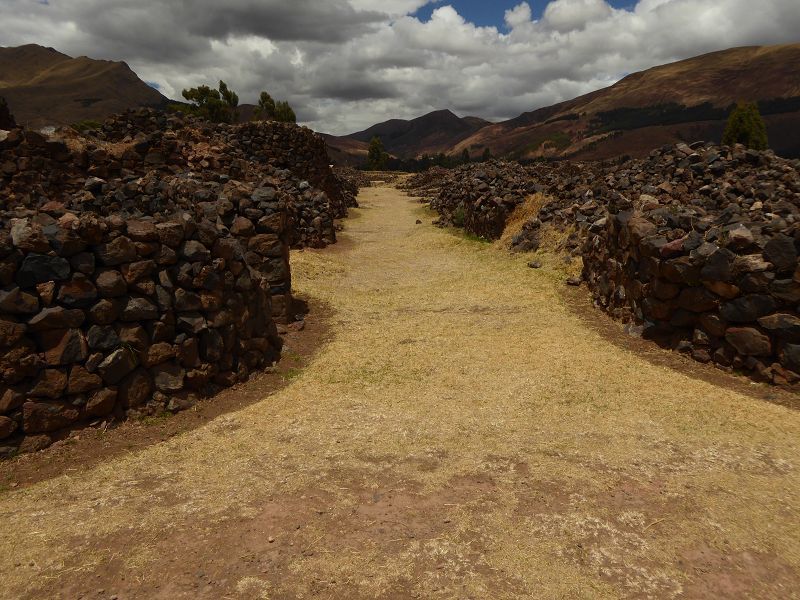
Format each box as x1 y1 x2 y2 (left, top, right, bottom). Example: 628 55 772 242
0 44 168 129
321 134 370 166
327 109 491 162
580 43 800 113
453 43 800 160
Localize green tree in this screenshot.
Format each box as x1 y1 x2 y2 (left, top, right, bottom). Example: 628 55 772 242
274 100 297 123
481 147 492 162
461 148 470 164
367 136 388 170
255 91 276 120
722 102 768 150
254 92 296 123
181 80 239 123
219 80 239 113
219 79 239 122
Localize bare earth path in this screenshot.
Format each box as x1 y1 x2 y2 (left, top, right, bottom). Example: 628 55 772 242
2 185 799 599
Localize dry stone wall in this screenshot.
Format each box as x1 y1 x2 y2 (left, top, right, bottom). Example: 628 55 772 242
408 143 800 388
334 166 370 200
0 109 358 456
581 143 800 386
405 161 536 240
0 207 284 456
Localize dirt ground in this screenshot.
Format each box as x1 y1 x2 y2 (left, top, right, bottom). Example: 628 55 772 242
0 184 798 599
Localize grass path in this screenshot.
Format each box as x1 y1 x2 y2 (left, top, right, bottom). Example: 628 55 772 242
1 185 799 599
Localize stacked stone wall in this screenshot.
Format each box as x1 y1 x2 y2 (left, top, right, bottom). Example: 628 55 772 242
407 143 800 387
582 145 800 386
0 110 360 455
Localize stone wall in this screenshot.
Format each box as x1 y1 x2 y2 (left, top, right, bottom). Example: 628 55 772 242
0 110 358 455
90 109 357 220
582 144 800 386
0 109 355 310
407 143 800 388
0 202 287 455
406 161 536 240
334 166 370 201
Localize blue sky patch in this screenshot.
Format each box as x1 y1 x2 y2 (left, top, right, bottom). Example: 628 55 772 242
414 1 634 28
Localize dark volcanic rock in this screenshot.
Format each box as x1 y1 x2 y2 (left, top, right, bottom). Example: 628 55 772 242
763 234 797 273
17 254 71 287
23 401 80 433
97 348 138 385
95 270 128 297
0 107 349 454
720 295 777 323
725 327 772 356
0 287 39 314
96 237 137 266
28 307 85 331
121 297 158 321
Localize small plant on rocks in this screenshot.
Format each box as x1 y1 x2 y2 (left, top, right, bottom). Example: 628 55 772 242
722 102 769 150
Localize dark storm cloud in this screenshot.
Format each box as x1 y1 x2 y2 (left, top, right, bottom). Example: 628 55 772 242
64 0 385 62
312 78 400 101
83 0 383 44
181 0 385 43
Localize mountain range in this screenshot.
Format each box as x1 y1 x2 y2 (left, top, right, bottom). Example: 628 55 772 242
327 43 800 162
1 42 799 161
0 44 169 129
322 110 490 164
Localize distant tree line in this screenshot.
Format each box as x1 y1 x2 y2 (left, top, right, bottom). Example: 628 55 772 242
364 136 492 172
589 102 728 134
174 80 297 124
588 97 791 144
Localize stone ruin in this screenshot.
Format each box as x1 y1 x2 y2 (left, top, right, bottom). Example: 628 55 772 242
407 143 800 389
0 109 361 455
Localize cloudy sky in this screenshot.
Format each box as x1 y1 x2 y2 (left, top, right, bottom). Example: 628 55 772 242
1 0 799 134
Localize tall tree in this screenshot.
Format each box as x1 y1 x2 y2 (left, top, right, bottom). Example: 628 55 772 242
274 100 297 123
722 102 769 150
255 91 276 120
367 136 388 170
218 80 239 112
481 147 492 162
461 148 470 164
255 92 296 123
181 80 239 123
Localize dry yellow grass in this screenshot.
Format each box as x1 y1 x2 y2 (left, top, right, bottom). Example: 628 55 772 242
497 193 549 249
0 185 798 599
496 194 583 279
59 127 136 158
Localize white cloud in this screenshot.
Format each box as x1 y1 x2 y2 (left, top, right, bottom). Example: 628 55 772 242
505 3 533 29
1 0 798 134
542 0 613 32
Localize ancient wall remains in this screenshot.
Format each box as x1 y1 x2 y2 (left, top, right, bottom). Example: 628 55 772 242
0 110 358 455
582 144 800 386
408 143 800 388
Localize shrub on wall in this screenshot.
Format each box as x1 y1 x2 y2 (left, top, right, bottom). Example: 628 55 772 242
722 102 769 150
